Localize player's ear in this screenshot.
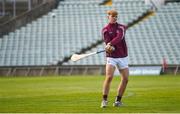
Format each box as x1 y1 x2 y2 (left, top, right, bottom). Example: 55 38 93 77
107 15 109 19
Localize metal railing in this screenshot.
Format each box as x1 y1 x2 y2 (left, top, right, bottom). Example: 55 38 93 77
0 0 48 17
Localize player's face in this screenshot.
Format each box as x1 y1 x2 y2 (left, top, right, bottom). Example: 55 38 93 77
108 15 117 23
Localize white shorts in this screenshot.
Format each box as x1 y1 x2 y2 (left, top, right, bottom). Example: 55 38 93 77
106 57 129 70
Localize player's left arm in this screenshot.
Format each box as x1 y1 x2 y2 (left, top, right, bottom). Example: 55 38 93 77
109 26 125 46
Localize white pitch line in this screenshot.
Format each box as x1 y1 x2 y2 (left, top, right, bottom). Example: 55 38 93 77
123 91 135 98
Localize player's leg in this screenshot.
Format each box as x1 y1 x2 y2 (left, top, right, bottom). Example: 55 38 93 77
103 64 116 98
118 68 129 98
114 68 129 107
101 64 115 108
113 57 129 107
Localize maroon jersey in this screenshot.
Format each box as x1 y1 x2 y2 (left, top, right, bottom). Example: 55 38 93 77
102 22 128 58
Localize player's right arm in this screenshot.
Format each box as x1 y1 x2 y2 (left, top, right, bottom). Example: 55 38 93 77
102 28 111 44
102 28 115 53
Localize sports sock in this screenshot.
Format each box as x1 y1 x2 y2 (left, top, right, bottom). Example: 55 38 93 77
103 95 108 101
115 96 122 102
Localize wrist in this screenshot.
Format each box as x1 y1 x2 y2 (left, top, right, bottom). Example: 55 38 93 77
107 42 112 46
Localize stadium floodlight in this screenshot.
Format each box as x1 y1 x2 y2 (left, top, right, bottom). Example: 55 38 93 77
71 50 105 62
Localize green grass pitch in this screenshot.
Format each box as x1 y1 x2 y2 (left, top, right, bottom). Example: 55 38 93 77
0 75 180 113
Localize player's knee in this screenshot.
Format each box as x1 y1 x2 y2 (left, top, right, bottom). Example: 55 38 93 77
122 77 128 84
106 76 113 83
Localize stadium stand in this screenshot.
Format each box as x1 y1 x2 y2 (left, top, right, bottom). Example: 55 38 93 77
0 0 179 76
0 0 47 23
65 1 180 66
0 0 151 66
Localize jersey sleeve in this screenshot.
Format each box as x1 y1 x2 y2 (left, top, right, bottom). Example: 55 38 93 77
110 26 125 46
102 28 111 44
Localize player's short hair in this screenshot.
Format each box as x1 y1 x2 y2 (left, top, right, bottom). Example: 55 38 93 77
107 9 118 17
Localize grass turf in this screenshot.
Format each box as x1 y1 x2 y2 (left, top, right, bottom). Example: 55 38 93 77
0 75 180 113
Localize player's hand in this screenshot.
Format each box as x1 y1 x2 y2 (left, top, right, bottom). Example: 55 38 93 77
105 43 115 53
